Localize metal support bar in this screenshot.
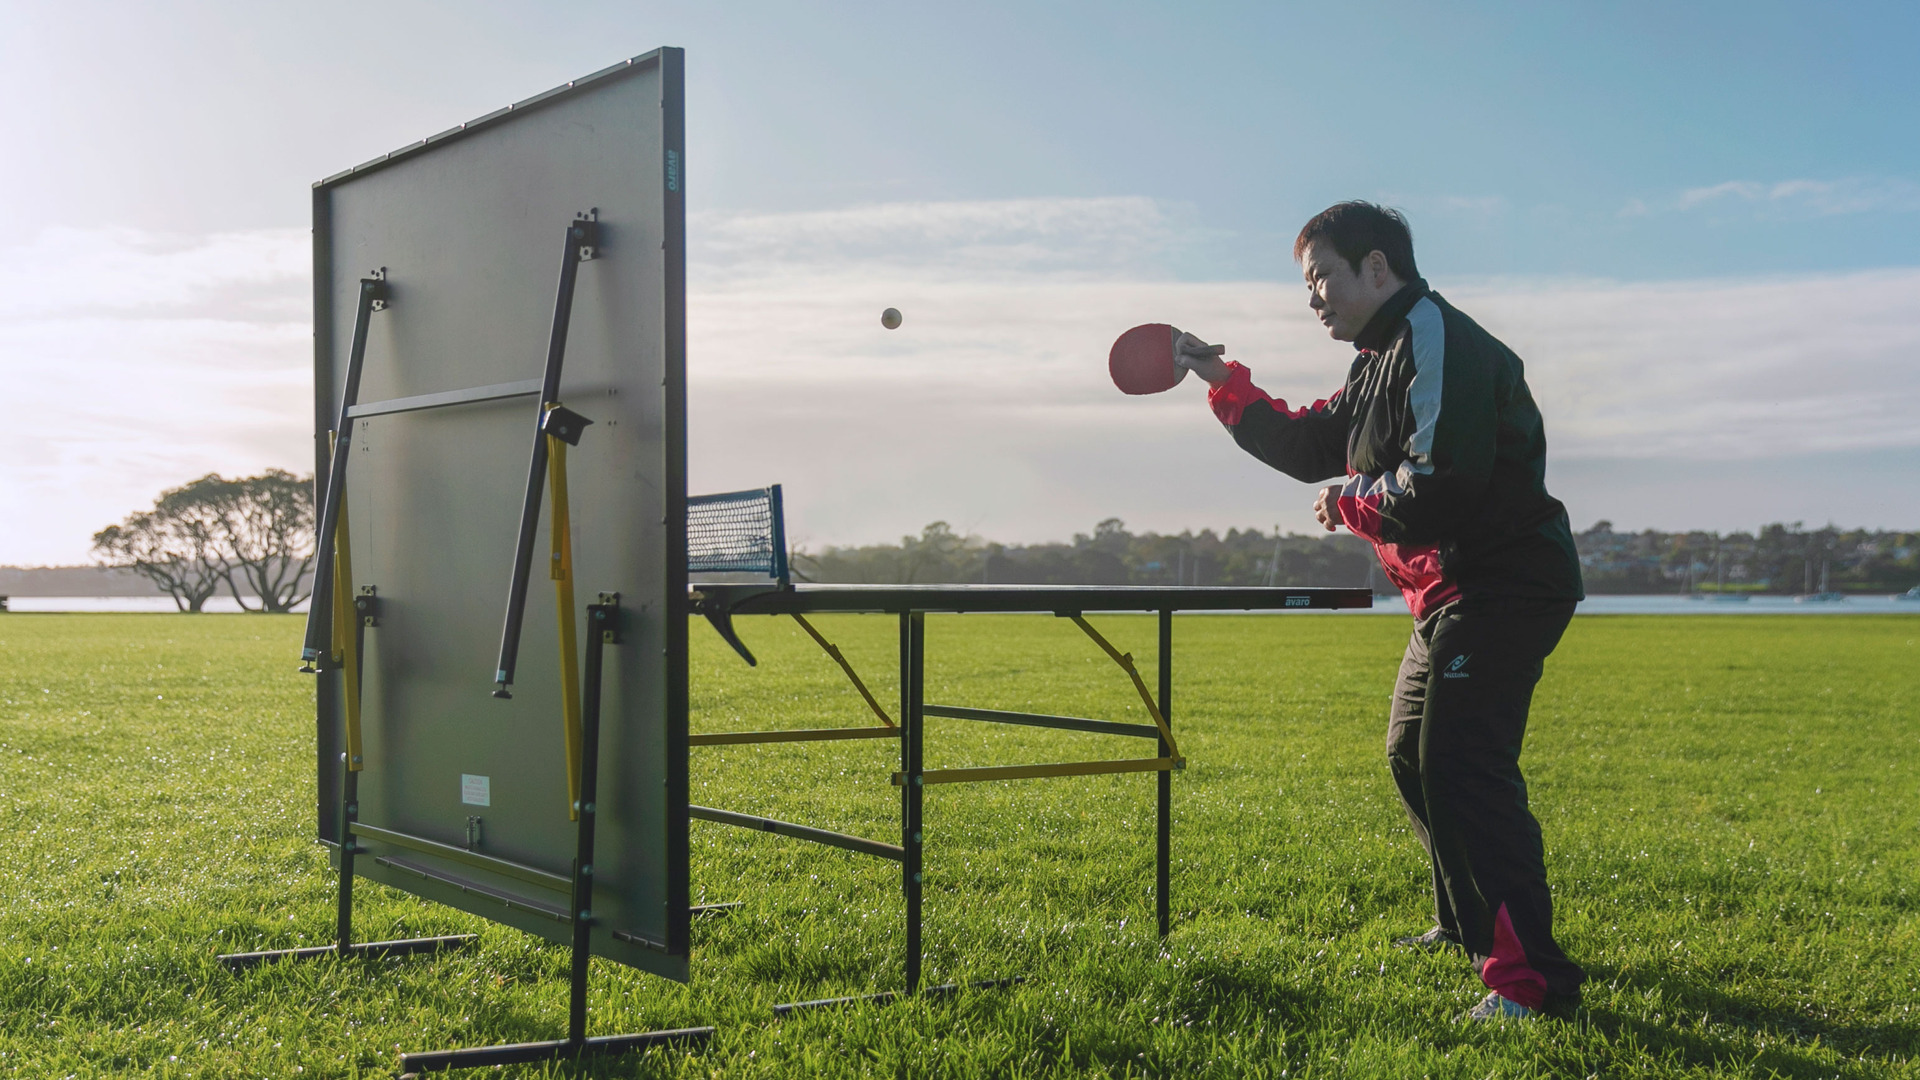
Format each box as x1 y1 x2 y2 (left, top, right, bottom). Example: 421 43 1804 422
218 935 475 972
348 820 573 892
791 614 894 726
492 213 599 695
397 1029 713 1074
1063 614 1183 761
332 526 366 952
1157 609 1173 937
568 596 616 1045
892 757 1179 786
346 378 541 420
901 612 925 994
302 271 387 666
689 805 904 861
922 704 1160 740
336 755 359 952
376 856 570 921
688 726 898 746
396 596 700 1075
331 501 362 769
610 927 669 953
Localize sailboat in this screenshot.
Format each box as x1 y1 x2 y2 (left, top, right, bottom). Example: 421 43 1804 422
1797 558 1845 603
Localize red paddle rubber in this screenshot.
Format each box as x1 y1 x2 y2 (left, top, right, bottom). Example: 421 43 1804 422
1109 323 1223 395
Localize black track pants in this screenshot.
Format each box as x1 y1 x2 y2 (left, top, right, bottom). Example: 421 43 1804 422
1387 599 1584 1004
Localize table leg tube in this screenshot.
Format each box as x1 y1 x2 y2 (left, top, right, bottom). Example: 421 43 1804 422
1157 609 1172 938
900 611 925 993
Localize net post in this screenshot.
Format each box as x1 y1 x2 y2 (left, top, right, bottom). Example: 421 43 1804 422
769 484 789 586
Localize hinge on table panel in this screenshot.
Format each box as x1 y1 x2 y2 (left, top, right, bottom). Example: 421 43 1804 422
355 585 380 627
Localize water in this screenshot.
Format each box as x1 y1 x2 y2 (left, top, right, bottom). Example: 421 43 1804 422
0 596 306 614
3 595 1913 615
1343 594 1920 616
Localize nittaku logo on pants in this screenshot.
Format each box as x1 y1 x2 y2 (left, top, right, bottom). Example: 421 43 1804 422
1442 654 1471 679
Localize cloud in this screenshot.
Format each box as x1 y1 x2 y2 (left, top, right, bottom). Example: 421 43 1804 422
691 196 1186 285
1444 273 1920 461
686 221 1920 545
5 200 1918 562
1663 176 1920 218
0 228 312 566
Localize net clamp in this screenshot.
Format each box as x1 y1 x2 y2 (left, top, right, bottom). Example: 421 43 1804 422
703 608 757 667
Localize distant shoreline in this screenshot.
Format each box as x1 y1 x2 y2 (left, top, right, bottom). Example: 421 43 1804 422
0 565 310 599
4 594 1916 616
0 565 1907 602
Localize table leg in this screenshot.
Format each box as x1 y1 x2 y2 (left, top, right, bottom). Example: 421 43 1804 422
900 611 925 992
1157 609 1172 937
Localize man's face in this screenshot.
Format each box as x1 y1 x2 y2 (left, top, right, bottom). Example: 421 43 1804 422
1300 240 1394 343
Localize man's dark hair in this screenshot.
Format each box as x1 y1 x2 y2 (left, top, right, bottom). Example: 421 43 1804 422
1294 201 1419 282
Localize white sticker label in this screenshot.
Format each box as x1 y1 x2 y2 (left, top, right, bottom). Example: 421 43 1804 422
461 774 491 807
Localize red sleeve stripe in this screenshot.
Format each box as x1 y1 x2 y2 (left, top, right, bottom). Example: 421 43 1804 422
1335 472 1401 541
1206 361 1341 426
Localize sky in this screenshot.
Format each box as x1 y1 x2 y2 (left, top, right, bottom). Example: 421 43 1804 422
2 0 1917 564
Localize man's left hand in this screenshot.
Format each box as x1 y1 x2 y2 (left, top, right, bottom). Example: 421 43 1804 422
1313 484 1343 532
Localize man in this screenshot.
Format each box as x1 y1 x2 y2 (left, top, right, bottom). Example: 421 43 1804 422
1177 202 1586 1020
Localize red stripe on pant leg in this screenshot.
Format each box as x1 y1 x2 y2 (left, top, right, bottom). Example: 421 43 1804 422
1480 903 1548 1010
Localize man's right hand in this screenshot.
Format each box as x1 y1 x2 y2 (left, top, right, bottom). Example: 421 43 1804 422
1173 331 1231 386
1313 484 1343 532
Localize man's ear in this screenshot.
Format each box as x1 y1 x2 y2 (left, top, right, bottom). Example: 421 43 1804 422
1367 249 1391 288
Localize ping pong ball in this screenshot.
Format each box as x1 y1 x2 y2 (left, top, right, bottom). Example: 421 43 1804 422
881 307 903 330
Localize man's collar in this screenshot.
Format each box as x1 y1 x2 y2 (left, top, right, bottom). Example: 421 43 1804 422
1352 279 1429 352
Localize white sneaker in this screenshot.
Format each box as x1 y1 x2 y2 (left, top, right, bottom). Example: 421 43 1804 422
1467 991 1535 1021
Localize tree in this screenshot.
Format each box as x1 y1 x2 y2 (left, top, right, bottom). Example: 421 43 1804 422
202 470 316 613
92 487 227 613
92 470 315 614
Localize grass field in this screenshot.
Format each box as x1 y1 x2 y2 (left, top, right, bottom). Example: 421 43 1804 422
1 612 1916 1079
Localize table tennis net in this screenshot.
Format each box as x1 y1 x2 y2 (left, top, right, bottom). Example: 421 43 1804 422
687 484 788 586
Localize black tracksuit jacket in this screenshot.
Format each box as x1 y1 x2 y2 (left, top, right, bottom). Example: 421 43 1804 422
1206 280 1583 617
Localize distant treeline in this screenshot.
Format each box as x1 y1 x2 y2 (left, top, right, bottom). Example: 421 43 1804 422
9 519 1914 599
798 519 1386 592
1574 521 1917 595
796 519 1920 595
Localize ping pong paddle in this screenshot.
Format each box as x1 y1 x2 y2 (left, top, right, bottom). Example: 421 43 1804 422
1108 323 1225 395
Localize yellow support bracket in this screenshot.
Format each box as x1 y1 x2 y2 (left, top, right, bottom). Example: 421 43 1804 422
790 613 895 728
1064 614 1182 762
548 426 583 821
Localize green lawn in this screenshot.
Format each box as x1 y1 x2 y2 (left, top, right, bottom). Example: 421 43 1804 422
1 612 1916 1078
